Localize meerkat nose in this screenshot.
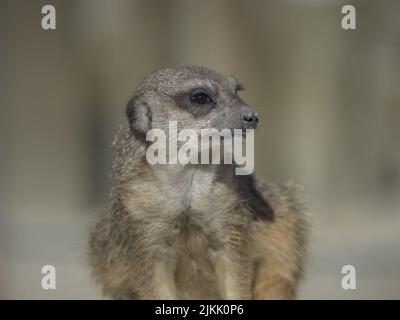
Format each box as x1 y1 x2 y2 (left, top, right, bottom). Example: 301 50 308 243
241 112 259 129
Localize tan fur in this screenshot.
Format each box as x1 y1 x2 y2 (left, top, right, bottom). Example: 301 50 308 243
88 66 310 299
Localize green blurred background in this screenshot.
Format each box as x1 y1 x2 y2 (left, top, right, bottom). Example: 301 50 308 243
1 0 399 299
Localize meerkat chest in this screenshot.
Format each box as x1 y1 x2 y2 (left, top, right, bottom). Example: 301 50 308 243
182 169 216 211
155 168 229 214
130 167 239 248
146 168 236 241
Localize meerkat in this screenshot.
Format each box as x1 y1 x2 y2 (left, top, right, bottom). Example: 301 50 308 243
88 65 309 300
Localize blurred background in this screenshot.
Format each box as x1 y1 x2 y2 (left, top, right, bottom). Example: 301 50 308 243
1 0 400 299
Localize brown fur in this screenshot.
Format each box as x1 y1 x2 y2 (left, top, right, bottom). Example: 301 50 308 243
88 66 310 299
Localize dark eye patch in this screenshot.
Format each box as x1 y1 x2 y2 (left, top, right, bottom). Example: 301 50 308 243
173 87 217 117
190 92 213 105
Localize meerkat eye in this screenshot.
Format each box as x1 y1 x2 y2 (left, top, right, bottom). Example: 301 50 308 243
190 92 213 105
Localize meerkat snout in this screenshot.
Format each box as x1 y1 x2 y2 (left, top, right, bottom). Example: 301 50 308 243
241 111 259 129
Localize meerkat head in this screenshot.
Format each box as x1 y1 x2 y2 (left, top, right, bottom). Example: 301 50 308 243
127 65 259 137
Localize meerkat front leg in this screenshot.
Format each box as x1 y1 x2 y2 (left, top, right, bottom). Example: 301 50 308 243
218 254 252 300
142 259 178 299
215 227 253 300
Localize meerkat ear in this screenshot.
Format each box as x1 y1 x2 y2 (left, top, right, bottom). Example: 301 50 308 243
126 96 152 136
